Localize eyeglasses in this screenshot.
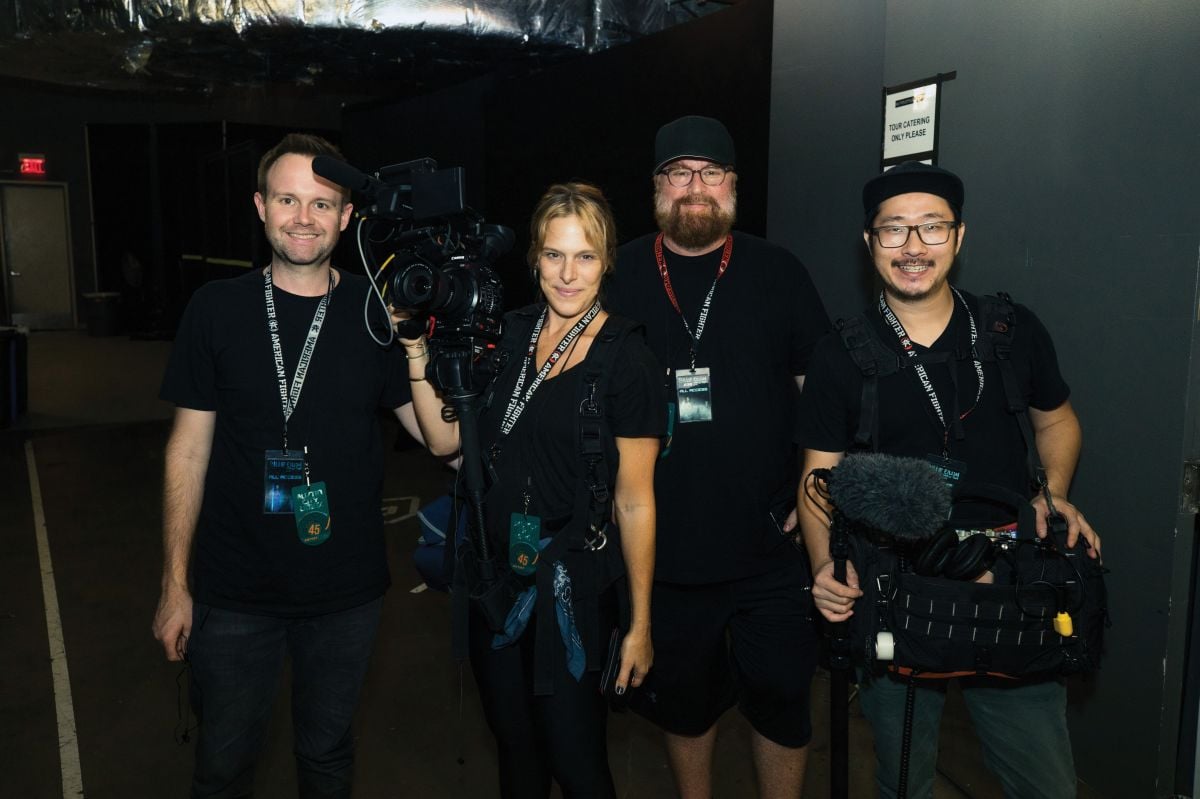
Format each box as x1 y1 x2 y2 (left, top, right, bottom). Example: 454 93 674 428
659 165 732 188
869 221 960 248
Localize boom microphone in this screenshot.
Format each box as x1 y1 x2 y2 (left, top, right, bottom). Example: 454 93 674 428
311 155 383 197
827 453 950 542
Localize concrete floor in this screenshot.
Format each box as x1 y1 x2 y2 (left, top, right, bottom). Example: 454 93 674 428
0 330 1103 798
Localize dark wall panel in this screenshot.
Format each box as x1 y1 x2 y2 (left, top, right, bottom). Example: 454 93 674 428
342 77 491 213
767 0 887 319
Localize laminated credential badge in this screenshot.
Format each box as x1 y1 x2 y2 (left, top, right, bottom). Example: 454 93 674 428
291 481 331 546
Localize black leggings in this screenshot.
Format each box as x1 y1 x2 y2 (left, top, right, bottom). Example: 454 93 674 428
468 600 617 799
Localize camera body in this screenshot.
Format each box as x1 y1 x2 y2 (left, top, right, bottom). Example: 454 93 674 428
313 154 514 352
363 158 512 346
315 154 517 395
388 231 507 345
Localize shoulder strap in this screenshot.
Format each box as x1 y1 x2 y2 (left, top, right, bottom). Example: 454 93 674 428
979 292 1050 494
974 293 1016 366
497 303 541 355
481 304 541 410
575 315 642 544
977 293 1022 415
532 315 643 696
837 314 902 450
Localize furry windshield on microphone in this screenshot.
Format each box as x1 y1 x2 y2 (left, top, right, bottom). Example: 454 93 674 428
828 453 951 542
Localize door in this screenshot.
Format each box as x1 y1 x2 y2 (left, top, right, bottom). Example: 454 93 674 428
0 182 75 329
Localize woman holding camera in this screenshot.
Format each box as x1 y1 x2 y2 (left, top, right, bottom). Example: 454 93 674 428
403 183 664 798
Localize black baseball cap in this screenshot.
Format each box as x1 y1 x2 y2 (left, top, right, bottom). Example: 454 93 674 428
653 116 737 175
862 161 964 227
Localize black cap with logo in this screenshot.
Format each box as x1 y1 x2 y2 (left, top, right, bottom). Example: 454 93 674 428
653 116 737 176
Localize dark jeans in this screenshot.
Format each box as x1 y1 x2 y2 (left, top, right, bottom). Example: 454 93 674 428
468 600 617 799
186 597 383 799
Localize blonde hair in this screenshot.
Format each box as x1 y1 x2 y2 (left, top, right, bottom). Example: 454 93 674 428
527 182 618 277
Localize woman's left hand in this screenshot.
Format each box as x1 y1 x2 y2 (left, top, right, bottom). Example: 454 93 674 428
617 627 653 694
388 303 428 344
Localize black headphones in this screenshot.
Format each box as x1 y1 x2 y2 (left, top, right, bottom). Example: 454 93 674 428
913 528 997 581
911 481 1037 580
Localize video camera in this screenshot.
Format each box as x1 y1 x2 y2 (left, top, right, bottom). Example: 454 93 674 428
313 156 524 627
312 155 513 394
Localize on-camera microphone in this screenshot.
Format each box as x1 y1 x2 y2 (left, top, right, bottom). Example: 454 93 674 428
311 156 383 198
827 453 950 543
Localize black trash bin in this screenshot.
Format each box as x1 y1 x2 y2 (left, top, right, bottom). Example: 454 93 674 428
82 291 122 337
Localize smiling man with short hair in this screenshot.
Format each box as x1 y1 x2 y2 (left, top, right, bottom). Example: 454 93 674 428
798 160 1101 799
153 133 417 799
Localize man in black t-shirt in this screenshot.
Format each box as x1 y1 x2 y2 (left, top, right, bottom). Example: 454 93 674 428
152 133 415 798
798 162 1102 798
605 115 830 798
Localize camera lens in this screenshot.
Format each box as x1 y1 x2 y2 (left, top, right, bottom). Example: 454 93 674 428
392 262 439 308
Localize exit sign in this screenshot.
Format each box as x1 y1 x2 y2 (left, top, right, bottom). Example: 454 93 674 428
18 154 47 175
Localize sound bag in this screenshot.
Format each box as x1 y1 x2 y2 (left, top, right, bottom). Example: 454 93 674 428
843 490 1108 680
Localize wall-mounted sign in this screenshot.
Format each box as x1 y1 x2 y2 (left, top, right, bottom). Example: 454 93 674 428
880 72 955 169
18 154 47 176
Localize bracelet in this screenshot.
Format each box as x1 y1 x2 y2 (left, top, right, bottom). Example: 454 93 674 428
409 375 428 382
405 347 428 360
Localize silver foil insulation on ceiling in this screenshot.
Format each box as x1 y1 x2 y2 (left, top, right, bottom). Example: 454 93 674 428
0 0 727 92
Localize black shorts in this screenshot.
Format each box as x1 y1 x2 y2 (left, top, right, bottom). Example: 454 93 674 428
631 560 819 747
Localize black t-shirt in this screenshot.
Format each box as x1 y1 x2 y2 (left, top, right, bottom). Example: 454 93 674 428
799 290 1070 522
478 308 667 568
160 268 411 617
606 232 831 584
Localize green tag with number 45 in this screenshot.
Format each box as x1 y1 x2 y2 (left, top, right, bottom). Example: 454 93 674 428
509 512 541 575
292 481 331 546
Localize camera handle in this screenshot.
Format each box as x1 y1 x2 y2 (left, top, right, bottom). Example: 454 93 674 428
428 343 492 562
432 341 527 636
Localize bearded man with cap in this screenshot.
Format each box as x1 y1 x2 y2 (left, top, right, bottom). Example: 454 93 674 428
604 115 830 798
797 161 1102 798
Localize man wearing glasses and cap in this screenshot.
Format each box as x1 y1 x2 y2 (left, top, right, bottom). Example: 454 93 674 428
605 115 830 797
797 161 1101 797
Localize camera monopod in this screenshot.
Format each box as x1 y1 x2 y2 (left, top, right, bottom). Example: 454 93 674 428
425 342 524 651
805 468 857 799
827 507 854 799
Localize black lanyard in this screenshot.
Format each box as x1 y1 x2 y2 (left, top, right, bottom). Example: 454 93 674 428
265 266 333 451
654 233 733 369
499 301 601 437
878 288 984 454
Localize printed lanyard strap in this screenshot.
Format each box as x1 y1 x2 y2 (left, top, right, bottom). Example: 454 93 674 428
265 266 333 450
877 287 984 435
499 300 601 436
654 233 733 368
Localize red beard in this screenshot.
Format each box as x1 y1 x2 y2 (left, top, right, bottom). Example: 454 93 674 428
655 192 736 250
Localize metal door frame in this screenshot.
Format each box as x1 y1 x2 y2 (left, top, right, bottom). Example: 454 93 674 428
1162 254 1200 797
0 180 77 328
